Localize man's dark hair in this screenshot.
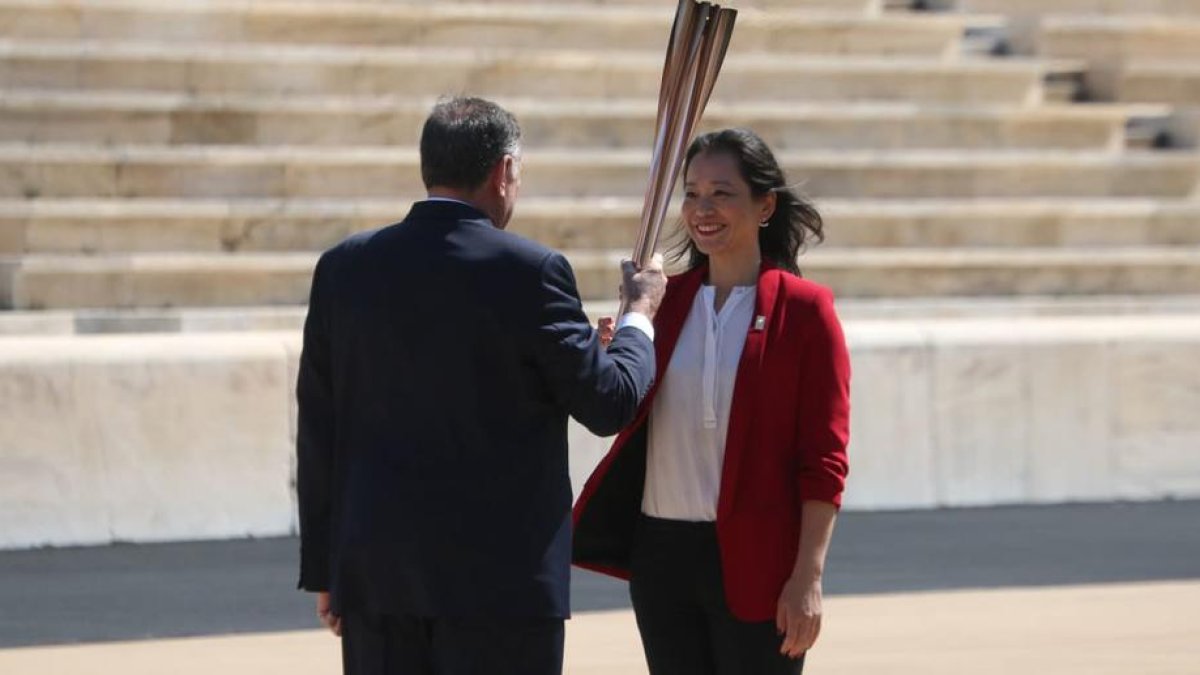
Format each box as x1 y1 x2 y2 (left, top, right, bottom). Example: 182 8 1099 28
420 97 522 191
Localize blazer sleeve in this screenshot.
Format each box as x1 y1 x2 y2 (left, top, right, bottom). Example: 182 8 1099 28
296 252 336 591
529 252 656 437
795 287 851 508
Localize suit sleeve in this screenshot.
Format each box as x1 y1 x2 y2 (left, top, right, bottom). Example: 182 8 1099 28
795 287 851 508
530 252 656 437
296 253 335 591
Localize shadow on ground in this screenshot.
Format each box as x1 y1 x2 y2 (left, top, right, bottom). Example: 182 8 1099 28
2 500 1197 648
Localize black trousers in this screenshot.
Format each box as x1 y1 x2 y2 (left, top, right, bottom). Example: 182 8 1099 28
630 516 805 675
340 610 564 675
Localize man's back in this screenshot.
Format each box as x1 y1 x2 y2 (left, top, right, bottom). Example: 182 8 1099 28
296 97 664 675
297 200 653 619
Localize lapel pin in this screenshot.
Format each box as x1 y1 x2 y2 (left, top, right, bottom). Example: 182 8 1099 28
753 315 766 331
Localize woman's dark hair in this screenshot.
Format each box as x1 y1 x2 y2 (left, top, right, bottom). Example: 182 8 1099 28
671 128 823 276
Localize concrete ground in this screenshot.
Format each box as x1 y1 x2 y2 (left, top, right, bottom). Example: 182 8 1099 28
2 501 1198 673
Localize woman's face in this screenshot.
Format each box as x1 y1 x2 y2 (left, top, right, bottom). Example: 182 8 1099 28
681 151 774 262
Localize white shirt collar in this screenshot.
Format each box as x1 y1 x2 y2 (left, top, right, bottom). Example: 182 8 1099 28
423 197 476 208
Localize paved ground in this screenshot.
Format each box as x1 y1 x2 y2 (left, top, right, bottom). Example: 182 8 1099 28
1 500 1197 649
4 581 1199 674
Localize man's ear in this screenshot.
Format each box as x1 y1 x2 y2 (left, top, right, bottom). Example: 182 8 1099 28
501 155 518 195
489 156 513 197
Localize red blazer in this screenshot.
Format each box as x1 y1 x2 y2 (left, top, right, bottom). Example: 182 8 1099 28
572 261 851 621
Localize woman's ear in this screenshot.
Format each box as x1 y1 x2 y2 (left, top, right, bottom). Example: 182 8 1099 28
760 190 778 223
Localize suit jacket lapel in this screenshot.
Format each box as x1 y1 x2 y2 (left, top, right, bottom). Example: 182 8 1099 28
717 262 782 519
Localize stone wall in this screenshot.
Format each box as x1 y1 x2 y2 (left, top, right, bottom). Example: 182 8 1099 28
0 333 296 549
4 317 1198 550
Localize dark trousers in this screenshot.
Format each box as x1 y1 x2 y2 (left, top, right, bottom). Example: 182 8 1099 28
340 610 564 675
630 516 805 675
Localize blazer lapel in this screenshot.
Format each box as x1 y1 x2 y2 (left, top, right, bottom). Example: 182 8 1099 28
651 265 706 389
601 264 706 452
717 262 782 519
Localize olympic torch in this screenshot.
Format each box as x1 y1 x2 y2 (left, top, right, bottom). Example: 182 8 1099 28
620 0 737 315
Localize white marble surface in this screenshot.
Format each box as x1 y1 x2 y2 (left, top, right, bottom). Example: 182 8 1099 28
3 316 1200 549
284 336 303 534
840 322 938 509
0 333 296 549
933 343 1032 506
1027 342 1115 502
1111 340 1200 499
0 353 110 547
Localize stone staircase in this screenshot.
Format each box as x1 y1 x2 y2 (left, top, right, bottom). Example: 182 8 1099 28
0 0 1197 328
4 0 1200 548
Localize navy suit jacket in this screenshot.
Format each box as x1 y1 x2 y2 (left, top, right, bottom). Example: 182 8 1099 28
296 200 655 619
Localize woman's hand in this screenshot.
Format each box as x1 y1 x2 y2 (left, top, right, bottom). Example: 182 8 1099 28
775 574 822 658
316 591 342 637
597 316 615 347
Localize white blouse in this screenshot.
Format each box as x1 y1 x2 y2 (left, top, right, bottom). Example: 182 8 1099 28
642 285 756 521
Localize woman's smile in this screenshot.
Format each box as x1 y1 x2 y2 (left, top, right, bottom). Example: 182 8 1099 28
682 151 769 263
692 220 729 238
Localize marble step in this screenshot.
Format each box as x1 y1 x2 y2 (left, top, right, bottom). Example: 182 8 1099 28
1040 16 1200 63
4 247 1200 310
572 247 1200 300
0 90 1161 152
1118 61 1200 106
0 41 1073 105
933 0 1200 54
242 0 888 12
0 305 312 335
0 253 320 310
1037 16 1200 100
2 145 1196 200
1166 109 1200 149
4 198 1200 255
0 1 983 58
515 198 1200 250
948 0 1200 15
9 294 1200 335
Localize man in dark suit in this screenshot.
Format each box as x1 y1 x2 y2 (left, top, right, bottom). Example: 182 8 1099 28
295 96 664 675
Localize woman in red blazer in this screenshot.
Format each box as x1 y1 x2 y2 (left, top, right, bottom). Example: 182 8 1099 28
574 128 850 674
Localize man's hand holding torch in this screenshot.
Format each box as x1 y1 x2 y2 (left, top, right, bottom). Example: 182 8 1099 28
599 254 666 347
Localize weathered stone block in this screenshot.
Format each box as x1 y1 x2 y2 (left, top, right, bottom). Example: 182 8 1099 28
841 322 938 509
0 334 297 549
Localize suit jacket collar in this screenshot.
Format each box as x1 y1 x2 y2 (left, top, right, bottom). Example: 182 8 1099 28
405 199 494 226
